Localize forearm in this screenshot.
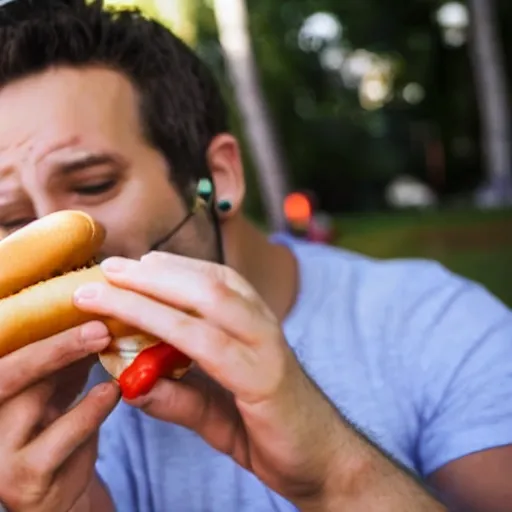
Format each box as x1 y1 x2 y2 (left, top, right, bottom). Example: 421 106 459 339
70 474 115 512
299 420 447 512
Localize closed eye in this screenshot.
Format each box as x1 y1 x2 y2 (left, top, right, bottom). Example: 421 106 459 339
0 217 35 231
74 180 116 196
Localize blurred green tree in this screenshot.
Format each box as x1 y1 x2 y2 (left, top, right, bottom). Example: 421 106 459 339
105 0 512 217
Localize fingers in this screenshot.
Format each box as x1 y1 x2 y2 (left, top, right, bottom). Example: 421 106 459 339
2 435 100 512
144 251 255 299
23 382 119 474
74 281 290 402
74 255 291 403
127 372 246 460
0 383 112 512
0 324 113 512
75 283 260 389
1 379 56 449
0 321 111 404
127 375 208 429
46 436 99 512
96 255 277 345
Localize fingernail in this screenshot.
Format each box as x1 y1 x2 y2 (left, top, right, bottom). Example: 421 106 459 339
93 382 121 398
101 257 128 273
74 283 104 301
80 322 109 342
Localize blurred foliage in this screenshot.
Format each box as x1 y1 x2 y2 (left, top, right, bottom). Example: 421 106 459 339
112 0 512 217
103 1 512 305
99 1 512 300
103 0 199 43
337 208 512 306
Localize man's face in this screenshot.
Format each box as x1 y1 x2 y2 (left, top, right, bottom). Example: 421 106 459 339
0 65 218 261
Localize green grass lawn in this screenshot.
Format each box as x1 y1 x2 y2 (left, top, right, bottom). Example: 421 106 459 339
334 209 512 307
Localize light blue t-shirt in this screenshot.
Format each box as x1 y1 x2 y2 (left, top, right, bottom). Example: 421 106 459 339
93 235 512 511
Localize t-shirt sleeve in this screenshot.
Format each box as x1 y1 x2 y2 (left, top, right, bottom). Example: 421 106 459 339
96 403 148 511
398 266 512 477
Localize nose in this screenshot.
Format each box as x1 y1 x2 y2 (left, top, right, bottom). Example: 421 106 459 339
31 200 65 220
20 174 71 220
16 164 61 220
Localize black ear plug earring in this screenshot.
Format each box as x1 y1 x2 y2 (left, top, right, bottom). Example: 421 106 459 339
195 178 231 212
217 200 232 213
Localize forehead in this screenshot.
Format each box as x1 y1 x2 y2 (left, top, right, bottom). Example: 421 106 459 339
0 66 142 157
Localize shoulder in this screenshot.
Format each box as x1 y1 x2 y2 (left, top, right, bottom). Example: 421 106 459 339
281 239 512 475
280 234 509 320
279 235 511 359
273 232 465 291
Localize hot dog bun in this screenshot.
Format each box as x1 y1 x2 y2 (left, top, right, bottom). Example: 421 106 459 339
0 211 191 380
0 210 105 299
0 265 105 357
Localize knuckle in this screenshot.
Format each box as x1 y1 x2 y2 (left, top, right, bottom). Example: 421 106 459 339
197 327 231 364
45 327 87 365
172 311 193 332
0 370 19 403
3 458 49 509
17 456 46 483
0 338 85 406
214 328 232 353
70 326 90 353
57 328 96 366
19 381 55 416
219 264 238 283
218 265 253 297
0 366 53 406
72 408 98 438
203 276 230 306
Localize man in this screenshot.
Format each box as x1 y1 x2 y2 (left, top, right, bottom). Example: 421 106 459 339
0 2 510 511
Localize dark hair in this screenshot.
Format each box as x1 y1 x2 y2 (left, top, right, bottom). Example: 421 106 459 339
0 0 229 200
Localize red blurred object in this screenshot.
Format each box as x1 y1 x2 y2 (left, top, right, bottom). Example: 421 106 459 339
283 192 336 244
283 192 312 229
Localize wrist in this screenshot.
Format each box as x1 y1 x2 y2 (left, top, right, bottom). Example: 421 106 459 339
291 420 370 511
308 455 371 511
294 422 446 512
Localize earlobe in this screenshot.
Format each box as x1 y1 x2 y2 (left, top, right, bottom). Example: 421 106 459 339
206 134 245 217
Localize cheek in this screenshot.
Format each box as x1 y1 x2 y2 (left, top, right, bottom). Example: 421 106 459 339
95 180 182 258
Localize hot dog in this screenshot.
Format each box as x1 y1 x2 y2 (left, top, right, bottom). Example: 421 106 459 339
0 210 191 397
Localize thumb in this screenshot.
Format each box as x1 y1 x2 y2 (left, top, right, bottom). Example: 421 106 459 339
125 372 245 461
125 377 207 429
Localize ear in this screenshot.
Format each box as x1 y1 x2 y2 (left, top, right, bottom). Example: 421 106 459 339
206 134 246 218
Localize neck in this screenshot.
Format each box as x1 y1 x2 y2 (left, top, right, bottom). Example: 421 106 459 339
223 216 298 322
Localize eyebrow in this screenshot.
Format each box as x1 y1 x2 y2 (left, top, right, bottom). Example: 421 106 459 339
52 152 127 176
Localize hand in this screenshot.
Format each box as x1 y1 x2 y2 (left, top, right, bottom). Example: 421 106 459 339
73 253 346 507
0 322 120 512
